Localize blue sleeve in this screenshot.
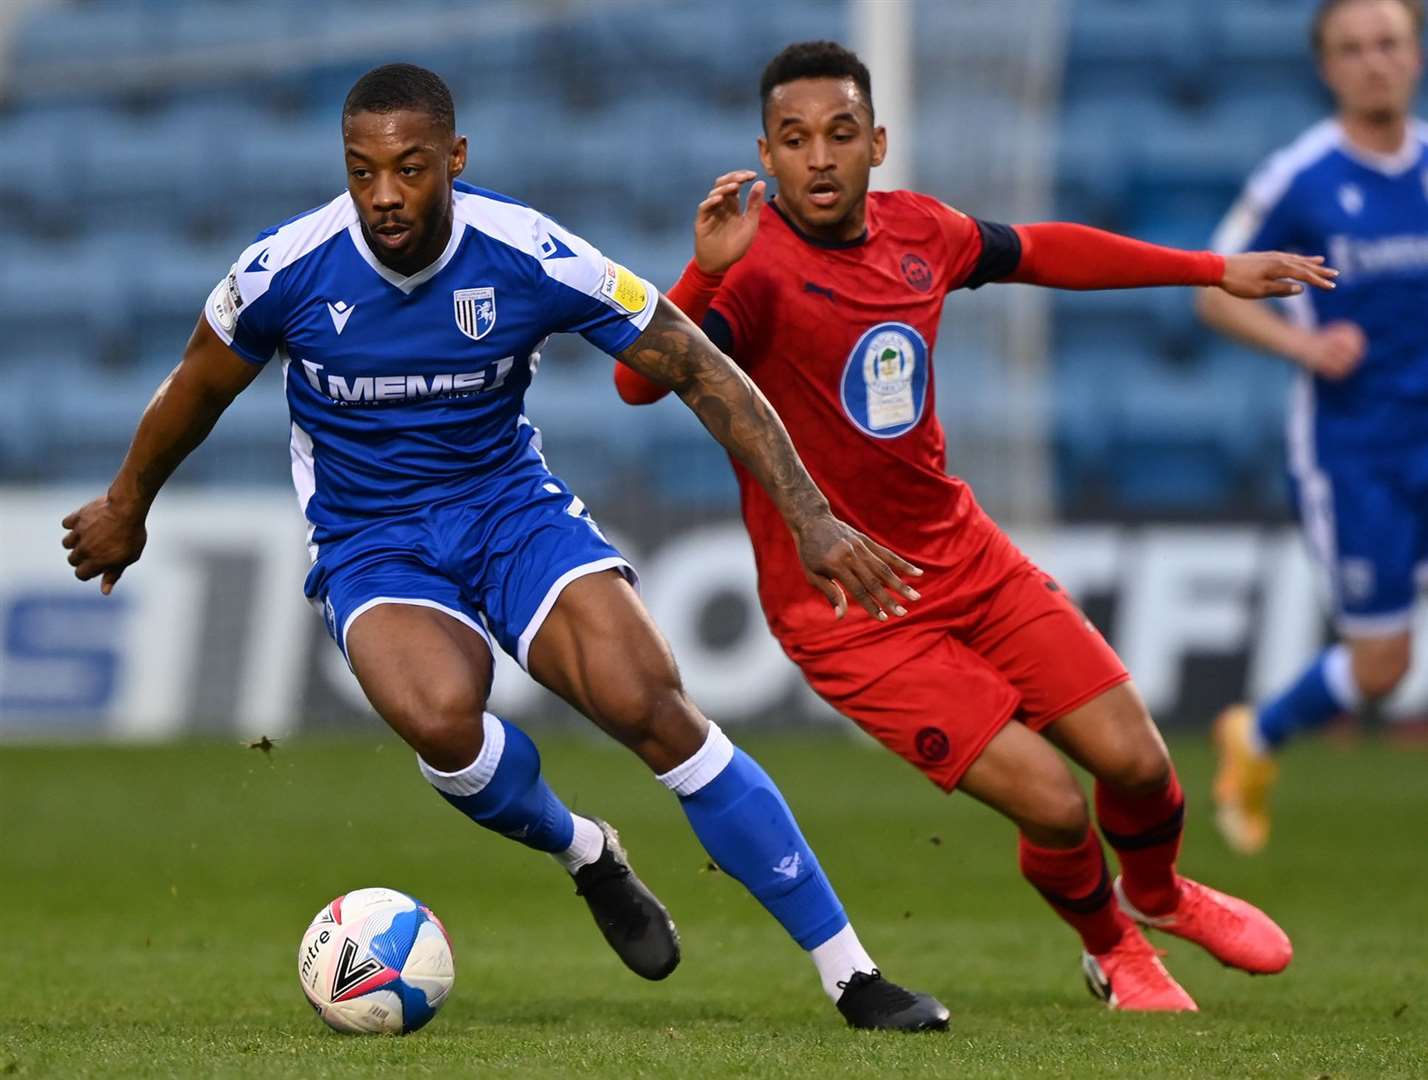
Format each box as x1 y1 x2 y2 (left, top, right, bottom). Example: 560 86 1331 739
204 238 287 365
529 216 659 355
1213 165 1306 255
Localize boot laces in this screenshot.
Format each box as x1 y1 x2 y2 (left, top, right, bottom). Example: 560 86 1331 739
837 969 918 1010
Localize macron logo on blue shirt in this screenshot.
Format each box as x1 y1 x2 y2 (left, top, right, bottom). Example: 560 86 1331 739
539 234 575 260
246 248 272 273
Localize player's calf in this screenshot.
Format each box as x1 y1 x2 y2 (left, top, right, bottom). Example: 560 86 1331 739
421 712 682 980
660 722 949 1028
1018 829 1129 957
1042 684 1185 915
532 572 947 1025
1095 767 1184 918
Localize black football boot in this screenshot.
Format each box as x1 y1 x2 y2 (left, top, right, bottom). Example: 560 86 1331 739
572 818 680 980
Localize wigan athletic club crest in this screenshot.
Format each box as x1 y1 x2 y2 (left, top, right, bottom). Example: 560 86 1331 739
453 287 496 340
839 321 929 439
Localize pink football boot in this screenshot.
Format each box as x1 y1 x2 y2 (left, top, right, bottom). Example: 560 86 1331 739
1116 875 1293 975
1082 925 1199 1012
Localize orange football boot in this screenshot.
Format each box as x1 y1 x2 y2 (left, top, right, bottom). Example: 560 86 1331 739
1212 704 1278 854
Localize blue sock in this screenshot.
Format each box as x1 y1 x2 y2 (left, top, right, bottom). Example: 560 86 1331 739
659 723 848 950
418 712 575 853
1257 644 1359 751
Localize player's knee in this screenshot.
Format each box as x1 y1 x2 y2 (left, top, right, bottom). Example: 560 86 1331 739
1099 744 1172 798
1090 696 1172 796
1353 644 1411 700
1023 784 1091 848
398 677 488 771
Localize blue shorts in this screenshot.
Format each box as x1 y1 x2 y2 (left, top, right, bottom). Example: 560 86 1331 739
1290 449 1428 637
304 466 633 669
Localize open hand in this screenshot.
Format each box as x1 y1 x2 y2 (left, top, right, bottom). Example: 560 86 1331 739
795 515 923 621
693 170 766 275
61 495 147 594
1219 252 1338 299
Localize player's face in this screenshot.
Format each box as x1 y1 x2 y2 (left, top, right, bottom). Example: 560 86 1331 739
1318 0 1423 122
758 77 886 243
343 109 468 274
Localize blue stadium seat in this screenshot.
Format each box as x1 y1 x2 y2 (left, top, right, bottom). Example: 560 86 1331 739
11 6 146 63
1211 0 1316 66
0 0 1371 512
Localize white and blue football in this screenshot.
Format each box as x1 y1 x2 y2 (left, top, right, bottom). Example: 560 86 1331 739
298 887 455 1034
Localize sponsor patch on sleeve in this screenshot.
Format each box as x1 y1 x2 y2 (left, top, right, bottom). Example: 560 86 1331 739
600 259 649 315
209 265 244 336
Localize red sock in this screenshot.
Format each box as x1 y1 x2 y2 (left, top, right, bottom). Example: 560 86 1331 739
1018 830 1129 955
1095 770 1184 917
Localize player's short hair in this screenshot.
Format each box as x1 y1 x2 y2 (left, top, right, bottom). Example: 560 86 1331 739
343 63 455 134
1312 0 1425 54
759 41 874 129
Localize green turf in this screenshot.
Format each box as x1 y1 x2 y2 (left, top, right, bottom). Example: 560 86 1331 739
1 730 1424 1078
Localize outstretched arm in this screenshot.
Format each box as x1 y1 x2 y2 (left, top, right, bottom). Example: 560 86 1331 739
1004 221 1337 298
61 316 261 593
618 297 920 620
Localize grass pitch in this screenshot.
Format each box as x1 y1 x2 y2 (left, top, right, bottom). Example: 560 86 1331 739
2 729 1425 1078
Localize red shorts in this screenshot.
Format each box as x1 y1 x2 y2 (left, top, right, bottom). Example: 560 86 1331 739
796 554 1129 793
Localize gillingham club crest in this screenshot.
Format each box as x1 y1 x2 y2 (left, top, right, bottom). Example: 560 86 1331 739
453 287 496 341
839 322 929 439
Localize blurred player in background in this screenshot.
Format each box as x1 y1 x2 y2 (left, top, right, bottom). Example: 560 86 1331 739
60 63 951 1031
1199 0 1427 854
614 42 1333 1011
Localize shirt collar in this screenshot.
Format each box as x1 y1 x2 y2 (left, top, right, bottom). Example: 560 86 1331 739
347 203 466 294
1333 119 1424 177
770 195 870 249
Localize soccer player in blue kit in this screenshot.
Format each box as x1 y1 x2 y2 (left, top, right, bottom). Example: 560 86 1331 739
1200 0 1428 853
60 64 949 1030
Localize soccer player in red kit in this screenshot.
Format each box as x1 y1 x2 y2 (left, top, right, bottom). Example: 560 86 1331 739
614 42 1334 1011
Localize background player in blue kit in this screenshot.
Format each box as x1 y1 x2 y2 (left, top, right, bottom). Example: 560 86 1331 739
1199 0 1428 853
59 63 948 1030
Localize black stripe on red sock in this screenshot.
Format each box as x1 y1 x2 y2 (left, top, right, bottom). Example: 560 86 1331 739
1032 861 1113 915
1100 802 1185 852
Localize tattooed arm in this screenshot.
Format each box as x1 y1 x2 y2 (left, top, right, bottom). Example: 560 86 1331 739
618 296 921 620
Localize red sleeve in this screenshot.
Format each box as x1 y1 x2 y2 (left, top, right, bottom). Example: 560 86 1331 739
1007 222 1225 290
926 199 988 292
667 259 724 323
612 260 725 406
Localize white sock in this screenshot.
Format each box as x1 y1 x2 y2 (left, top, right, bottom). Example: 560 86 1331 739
655 722 734 795
417 712 506 794
809 923 876 1002
1323 643 1363 709
552 814 605 874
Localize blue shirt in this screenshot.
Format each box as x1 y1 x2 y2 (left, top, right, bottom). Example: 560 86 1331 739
204 181 658 545
1214 119 1428 465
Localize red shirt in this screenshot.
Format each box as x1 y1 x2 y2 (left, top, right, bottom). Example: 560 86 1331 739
709 190 1021 652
